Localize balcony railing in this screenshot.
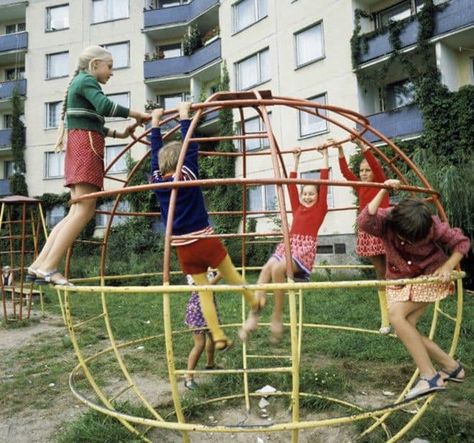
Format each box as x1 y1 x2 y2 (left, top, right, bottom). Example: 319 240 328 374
0 179 11 196
365 104 424 142
144 0 218 28
0 79 26 100
358 0 474 64
144 38 221 80
0 128 12 148
0 31 28 53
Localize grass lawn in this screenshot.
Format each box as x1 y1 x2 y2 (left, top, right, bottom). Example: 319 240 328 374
1 271 472 442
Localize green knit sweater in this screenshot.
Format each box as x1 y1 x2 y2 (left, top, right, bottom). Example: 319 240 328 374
66 71 129 136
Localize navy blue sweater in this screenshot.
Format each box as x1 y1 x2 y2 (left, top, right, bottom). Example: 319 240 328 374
150 120 210 236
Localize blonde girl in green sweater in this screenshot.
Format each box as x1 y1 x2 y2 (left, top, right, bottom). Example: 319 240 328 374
28 45 150 286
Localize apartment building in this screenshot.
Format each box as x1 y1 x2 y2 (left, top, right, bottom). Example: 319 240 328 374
0 0 472 256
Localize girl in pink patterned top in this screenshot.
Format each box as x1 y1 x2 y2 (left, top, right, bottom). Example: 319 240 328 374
240 147 329 344
358 179 470 400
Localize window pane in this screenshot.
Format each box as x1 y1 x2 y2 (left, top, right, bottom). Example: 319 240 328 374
5 161 15 178
386 80 415 110
259 49 270 83
104 42 129 68
45 151 65 178
237 54 258 90
46 205 65 228
5 24 17 34
248 186 263 212
234 0 256 32
46 101 62 128
47 52 69 78
299 94 327 137
96 200 130 227
3 115 13 129
47 5 69 31
296 24 323 67
92 0 129 23
242 117 260 151
107 92 129 108
265 185 277 210
106 145 127 173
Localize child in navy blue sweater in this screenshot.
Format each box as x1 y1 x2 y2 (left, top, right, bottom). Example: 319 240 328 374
150 103 262 350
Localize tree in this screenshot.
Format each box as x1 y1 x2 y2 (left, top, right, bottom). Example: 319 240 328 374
9 88 28 196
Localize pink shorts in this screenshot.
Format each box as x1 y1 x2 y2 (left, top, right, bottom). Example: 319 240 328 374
176 237 227 274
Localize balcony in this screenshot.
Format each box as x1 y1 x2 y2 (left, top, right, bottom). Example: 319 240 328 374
144 37 221 88
0 129 12 149
0 79 26 101
364 104 424 143
145 0 218 27
0 179 11 196
357 0 474 65
0 32 27 63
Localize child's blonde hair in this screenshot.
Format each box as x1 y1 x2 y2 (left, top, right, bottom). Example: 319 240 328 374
159 141 182 175
54 45 113 151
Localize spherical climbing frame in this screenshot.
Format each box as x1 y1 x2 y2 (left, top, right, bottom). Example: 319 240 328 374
56 91 466 442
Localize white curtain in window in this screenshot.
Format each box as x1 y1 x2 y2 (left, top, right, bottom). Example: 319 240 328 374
242 117 260 151
106 43 129 68
48 5 69 30
296 24 323 66
248 186 263 212
238 55 258 90
47 102 61 128
259 49 270 83
48 52 69 78
46 152 65 177
265 185 277 210
299 95 327 136
106 146 127 173
235 0 256 32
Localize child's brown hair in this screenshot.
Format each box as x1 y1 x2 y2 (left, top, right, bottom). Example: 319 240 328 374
386 198 433 242
158 141 182 175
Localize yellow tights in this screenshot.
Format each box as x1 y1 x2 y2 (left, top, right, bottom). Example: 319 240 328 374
192 254 256 344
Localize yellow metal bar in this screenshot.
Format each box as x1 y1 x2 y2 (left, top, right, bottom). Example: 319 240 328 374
288 287 300 443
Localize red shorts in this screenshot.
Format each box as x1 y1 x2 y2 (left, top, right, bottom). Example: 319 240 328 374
176 237 227 274
65 129 104 189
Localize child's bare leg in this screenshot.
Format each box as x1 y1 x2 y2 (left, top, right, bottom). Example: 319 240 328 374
407 307 464 380
369 255 390 333
205 333 216 368
389 301 444 391
269 258 298 343
255 258 276 307
186 333 205 382
192 273 229 348
33 183 98 280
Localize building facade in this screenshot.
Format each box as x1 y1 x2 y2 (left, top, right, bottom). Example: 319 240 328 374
0 0 472 259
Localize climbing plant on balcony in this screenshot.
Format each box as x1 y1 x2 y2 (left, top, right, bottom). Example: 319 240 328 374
182 24 202 56
9 87 28 196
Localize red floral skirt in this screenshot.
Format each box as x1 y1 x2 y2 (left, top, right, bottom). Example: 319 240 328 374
65 129 104 189
356 229 386 257
386 281 454 308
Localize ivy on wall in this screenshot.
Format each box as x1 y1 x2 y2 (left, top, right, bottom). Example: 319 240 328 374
10 88 28 196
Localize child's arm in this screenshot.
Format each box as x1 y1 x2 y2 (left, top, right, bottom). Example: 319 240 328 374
367 179 400 215
288 149 302 210
433 251 464 283
334 139 358 182
150 108 164 180
317 147 329 212
178 102 200 173
108 123 138 139
357 139 386 182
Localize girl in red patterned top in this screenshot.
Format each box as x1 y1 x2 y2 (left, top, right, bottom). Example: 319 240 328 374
337 138 391 334
358 179 470 400
240 147 329 343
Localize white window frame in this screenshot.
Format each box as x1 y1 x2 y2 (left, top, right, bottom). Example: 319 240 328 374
96 200 130 228
106 145 128 174
46 4 70 31
46 51 69 79
45 101 62 129
247 184 277 213
157 0 191 8
105 92 130 120
470 57 474 84
44 151 65 178
238 115 271 152
232 0 268 33
46 205 66 228
4 161 15 178
157 92 191 110
5 67 25 81
5 22 25 34
235 48 270 91
298 93 328 138
3 114 13 129
295 22 324 68
92 0 129 24
103 41 130 69
301 168 334 208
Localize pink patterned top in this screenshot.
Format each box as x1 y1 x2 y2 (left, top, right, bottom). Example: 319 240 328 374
357 207 471 279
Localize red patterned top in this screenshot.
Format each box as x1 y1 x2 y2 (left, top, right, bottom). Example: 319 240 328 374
339 150 389 210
